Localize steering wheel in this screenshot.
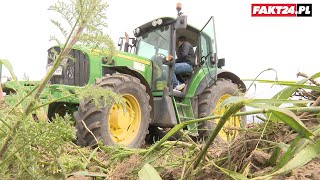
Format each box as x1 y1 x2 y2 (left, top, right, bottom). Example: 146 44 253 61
151 53 167 79
151 53 166 62
152 53 167 64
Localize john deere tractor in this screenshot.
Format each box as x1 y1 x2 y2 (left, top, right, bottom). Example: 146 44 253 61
1 5 246 148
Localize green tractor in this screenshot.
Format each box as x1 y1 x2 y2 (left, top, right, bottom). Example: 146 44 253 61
1 5 246 148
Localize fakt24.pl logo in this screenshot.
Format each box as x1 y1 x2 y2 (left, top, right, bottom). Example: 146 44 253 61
251 3 312 17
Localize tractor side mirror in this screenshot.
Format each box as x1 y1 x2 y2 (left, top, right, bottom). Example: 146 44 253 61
117 37 123 50
131 38 137 46
210 54 225 68
218 58 225 68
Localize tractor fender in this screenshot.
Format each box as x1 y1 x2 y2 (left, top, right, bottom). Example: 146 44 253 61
194 69 246 96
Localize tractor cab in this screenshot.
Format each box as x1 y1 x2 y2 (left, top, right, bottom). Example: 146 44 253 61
130 14 220 96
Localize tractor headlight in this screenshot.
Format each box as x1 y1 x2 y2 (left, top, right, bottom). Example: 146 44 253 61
152 19 163 27
152 20 157 27
156 18 162 25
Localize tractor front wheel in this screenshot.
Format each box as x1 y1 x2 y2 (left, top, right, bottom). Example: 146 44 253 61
74 74 151 148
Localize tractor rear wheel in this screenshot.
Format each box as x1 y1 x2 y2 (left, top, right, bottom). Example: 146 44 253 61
74 74 151 148
198 79 246 142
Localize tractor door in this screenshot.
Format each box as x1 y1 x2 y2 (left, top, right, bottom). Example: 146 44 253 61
199 16 218 73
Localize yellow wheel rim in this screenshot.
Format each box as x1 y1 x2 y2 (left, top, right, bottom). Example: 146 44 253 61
108 94 141 145
213 94 241 142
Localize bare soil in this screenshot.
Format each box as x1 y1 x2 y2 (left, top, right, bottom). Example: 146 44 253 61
108 154 141 180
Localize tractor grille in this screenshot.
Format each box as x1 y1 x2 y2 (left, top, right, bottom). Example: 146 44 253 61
47 47 89 86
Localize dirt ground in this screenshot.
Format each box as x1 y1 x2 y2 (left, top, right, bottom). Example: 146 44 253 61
274 158 320 180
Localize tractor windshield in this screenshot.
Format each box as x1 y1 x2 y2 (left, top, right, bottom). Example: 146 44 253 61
136 25 170 59
136 25 171 91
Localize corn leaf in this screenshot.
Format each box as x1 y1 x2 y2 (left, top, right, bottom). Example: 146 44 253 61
211 162 249 180
217 96 248 111
276 142 290 151
273 124 320 172
272 72 320 101
248 104 313 138
274 83 320 91
243 79 320 91
273 134 303 172
266 146 281 166
69 171 108 177
138 163 162 180
276 140 320 173
242 79 296 84
268 108 313 138
249 99 313 105
0 59 17 81
256 140 320 179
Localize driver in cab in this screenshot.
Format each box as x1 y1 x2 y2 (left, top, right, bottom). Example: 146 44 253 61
165 35 195 92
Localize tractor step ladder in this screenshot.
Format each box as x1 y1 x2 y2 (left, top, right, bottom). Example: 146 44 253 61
173 98 198 135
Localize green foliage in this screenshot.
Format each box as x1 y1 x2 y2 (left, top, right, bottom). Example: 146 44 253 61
0 115 79 178
253 140 320 180
211 162 249 180
48 0 115 55
75 84 123 108
247 103 314 138
0 0 117 178
99 142 147 166
0 59 17 81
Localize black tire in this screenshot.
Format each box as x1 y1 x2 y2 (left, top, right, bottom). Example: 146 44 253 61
74 74 152 148
198 79 246 142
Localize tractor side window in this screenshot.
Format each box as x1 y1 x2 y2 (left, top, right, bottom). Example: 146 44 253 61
200 17 216 67
136 41 156 59
200 35 209 60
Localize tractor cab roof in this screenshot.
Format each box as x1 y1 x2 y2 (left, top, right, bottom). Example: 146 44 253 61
134 16 200 34
133 16 201 47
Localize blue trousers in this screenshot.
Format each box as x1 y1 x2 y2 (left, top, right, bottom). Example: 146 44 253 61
172 62 193 88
